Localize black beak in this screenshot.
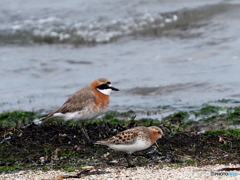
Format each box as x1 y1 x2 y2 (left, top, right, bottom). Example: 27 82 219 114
110 86 119 91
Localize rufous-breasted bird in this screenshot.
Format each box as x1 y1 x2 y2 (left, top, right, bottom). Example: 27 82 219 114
42 78 119 142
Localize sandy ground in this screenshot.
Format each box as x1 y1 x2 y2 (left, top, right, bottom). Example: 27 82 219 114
0 164 239 180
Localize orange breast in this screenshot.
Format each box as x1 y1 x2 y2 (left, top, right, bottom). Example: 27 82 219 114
93 89 110 110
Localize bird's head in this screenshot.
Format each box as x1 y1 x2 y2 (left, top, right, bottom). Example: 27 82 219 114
148 126 164 143
93 78 119 95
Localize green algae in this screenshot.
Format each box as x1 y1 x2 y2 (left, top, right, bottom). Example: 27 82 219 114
1 105 239 129
228 108 240 119
165 111 190 121
203 129 240 139
0 110 38 128
194 105 225 117
0 106 240 173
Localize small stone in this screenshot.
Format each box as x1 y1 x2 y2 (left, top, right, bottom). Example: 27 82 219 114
81 166 95 170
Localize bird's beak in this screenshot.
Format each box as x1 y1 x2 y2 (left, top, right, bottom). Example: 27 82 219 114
110 86 119 91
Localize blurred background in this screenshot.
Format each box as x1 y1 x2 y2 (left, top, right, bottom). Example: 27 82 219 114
0 0 240 118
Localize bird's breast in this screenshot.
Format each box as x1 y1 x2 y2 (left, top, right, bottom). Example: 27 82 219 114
93 90 110 110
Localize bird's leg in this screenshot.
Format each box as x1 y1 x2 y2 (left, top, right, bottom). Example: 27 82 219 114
80 122 92 144
124 153 135 168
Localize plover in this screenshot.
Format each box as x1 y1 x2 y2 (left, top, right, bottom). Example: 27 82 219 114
95 126 163 167
42 78 119 142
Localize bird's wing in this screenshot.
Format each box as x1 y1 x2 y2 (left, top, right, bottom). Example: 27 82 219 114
42 86 96 121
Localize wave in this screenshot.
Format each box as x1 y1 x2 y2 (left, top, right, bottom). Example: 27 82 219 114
0 3 235 45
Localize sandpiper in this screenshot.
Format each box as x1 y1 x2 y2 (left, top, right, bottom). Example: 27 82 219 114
95 126 163 167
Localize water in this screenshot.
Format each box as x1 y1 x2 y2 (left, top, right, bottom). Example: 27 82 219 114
1 0 240 118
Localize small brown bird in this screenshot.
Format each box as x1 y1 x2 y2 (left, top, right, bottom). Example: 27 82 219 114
42 78 119 142
95 126 163 167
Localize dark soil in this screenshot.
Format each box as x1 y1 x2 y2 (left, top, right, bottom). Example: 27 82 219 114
0 121 239 173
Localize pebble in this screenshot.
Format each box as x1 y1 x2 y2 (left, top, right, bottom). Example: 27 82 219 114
0 164 239 180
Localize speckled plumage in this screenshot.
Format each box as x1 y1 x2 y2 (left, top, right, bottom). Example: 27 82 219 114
95 126 163 154
99 126 150 145
95 126 163 167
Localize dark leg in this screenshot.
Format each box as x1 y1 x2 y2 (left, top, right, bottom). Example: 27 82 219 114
80 122 92 144
124 153 135 168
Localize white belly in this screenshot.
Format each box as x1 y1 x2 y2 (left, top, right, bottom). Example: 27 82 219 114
108 138 152 154
53 109 104 122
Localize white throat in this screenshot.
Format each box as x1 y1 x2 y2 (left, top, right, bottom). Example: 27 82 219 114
97 88 112 95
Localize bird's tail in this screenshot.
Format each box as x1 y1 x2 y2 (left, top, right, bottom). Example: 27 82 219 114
32 111 56 125
94 141 102 144
40 111 56 122
94 141 107 145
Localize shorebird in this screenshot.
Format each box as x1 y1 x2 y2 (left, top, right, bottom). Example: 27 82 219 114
42 78 119 142
95 126 163 167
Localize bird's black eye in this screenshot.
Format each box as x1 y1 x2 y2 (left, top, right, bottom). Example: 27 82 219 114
97 84 109 90
158 131 161 134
